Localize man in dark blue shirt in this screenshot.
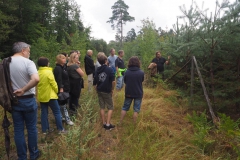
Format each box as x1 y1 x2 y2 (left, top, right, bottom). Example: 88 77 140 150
151 51 170 80
93 52 115 130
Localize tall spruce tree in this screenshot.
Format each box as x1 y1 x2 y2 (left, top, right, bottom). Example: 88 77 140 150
107 0 135 47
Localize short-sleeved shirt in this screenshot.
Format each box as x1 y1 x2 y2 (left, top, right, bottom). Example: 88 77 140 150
67 64 81 79
108 55 118 68
10 56 38 95
151 57 166 72
115 57 125 69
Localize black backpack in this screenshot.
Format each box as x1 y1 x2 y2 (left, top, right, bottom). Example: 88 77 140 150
0 57 15 159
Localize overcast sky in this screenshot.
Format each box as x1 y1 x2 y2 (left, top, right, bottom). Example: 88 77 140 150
77 0 235 43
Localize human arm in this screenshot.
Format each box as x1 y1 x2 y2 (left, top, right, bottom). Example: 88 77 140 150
54 66 63 92
76 67 85 77
14 73 39 96
165 56 170 65
111 70 115 93
48 72 58 94
115 58 120 77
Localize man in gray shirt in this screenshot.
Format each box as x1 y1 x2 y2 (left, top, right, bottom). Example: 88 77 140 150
10 42 40 160
107 48 118 74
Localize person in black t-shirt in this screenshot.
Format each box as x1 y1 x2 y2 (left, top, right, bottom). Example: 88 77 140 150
115 50 126 90
93 52 115 130
151 51 170 80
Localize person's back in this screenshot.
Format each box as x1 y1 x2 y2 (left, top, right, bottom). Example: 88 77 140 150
95 64 115 93
38 67 58 102
93 52 115 130
120 56 144 123
124 66 144 98
9 42 40 160
10 56 37 96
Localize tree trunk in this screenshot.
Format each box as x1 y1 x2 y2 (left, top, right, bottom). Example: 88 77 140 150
120 12 123 48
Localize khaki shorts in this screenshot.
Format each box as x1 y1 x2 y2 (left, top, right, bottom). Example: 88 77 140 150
97 92 113 110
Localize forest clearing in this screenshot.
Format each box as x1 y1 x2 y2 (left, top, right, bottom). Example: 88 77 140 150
1 0 240 159
0 75 239 159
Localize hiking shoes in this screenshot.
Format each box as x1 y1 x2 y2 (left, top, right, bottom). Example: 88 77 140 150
105 124 115 130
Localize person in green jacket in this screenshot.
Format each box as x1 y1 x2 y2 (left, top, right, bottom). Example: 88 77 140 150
37 57 67 134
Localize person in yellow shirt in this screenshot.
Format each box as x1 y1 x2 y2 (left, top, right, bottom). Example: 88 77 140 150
37 57 66 134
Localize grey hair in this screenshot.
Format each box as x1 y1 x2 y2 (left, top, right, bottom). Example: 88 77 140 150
87 50 93 55
12 42 31 54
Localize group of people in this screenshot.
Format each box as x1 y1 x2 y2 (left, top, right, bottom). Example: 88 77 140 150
8 41 170 160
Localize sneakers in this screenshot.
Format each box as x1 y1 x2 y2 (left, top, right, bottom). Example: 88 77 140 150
58 129 68 134
105 124 115 130
43 128 54 135
66 120 74 126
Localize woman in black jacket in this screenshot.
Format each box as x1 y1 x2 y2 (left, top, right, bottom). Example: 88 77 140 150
54 54 74 125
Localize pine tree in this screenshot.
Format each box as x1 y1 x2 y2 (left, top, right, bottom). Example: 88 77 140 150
107 0 135 47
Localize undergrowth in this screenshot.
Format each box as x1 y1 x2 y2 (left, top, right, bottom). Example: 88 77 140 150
187 111 240 159
1 78 240 160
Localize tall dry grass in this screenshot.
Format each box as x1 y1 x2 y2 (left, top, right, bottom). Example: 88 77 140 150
0 77 237 159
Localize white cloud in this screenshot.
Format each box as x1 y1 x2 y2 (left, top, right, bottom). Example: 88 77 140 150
77 0 236 43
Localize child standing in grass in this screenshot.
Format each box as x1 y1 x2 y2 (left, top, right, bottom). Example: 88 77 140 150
120 56 144 123
93 52 115 130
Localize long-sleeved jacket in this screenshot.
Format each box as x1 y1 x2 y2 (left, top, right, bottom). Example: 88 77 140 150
53 64 70 92
84 55 95 75
37 67 58 102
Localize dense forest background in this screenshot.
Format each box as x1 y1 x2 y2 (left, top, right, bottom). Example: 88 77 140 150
1 0 240 114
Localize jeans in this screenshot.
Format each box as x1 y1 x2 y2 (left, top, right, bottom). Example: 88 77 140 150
116 76 124 90
60 103 71 122
40 99 63 132
122 98 142 113
11 98 39 160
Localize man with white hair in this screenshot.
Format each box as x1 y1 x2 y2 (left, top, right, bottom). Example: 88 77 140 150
84 50 95 91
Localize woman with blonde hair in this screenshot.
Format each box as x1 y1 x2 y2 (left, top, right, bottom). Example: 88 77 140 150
53 54 74 125
67 51 84 112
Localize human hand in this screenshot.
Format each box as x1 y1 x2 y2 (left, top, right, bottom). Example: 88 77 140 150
60 88 64 93
13 89 25 96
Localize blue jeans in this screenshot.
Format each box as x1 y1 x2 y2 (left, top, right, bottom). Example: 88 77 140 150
40 99 63 132
116 76 124 90
122 98 142 113
11 98 39 160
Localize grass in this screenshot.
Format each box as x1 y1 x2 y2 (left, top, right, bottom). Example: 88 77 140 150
0 76 239 159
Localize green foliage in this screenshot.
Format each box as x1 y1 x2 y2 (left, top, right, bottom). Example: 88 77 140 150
0 0 90 59
89 38 108 54
217 113 240 157
187 111 215 154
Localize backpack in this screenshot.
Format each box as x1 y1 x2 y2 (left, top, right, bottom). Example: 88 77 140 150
0 57 15 159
